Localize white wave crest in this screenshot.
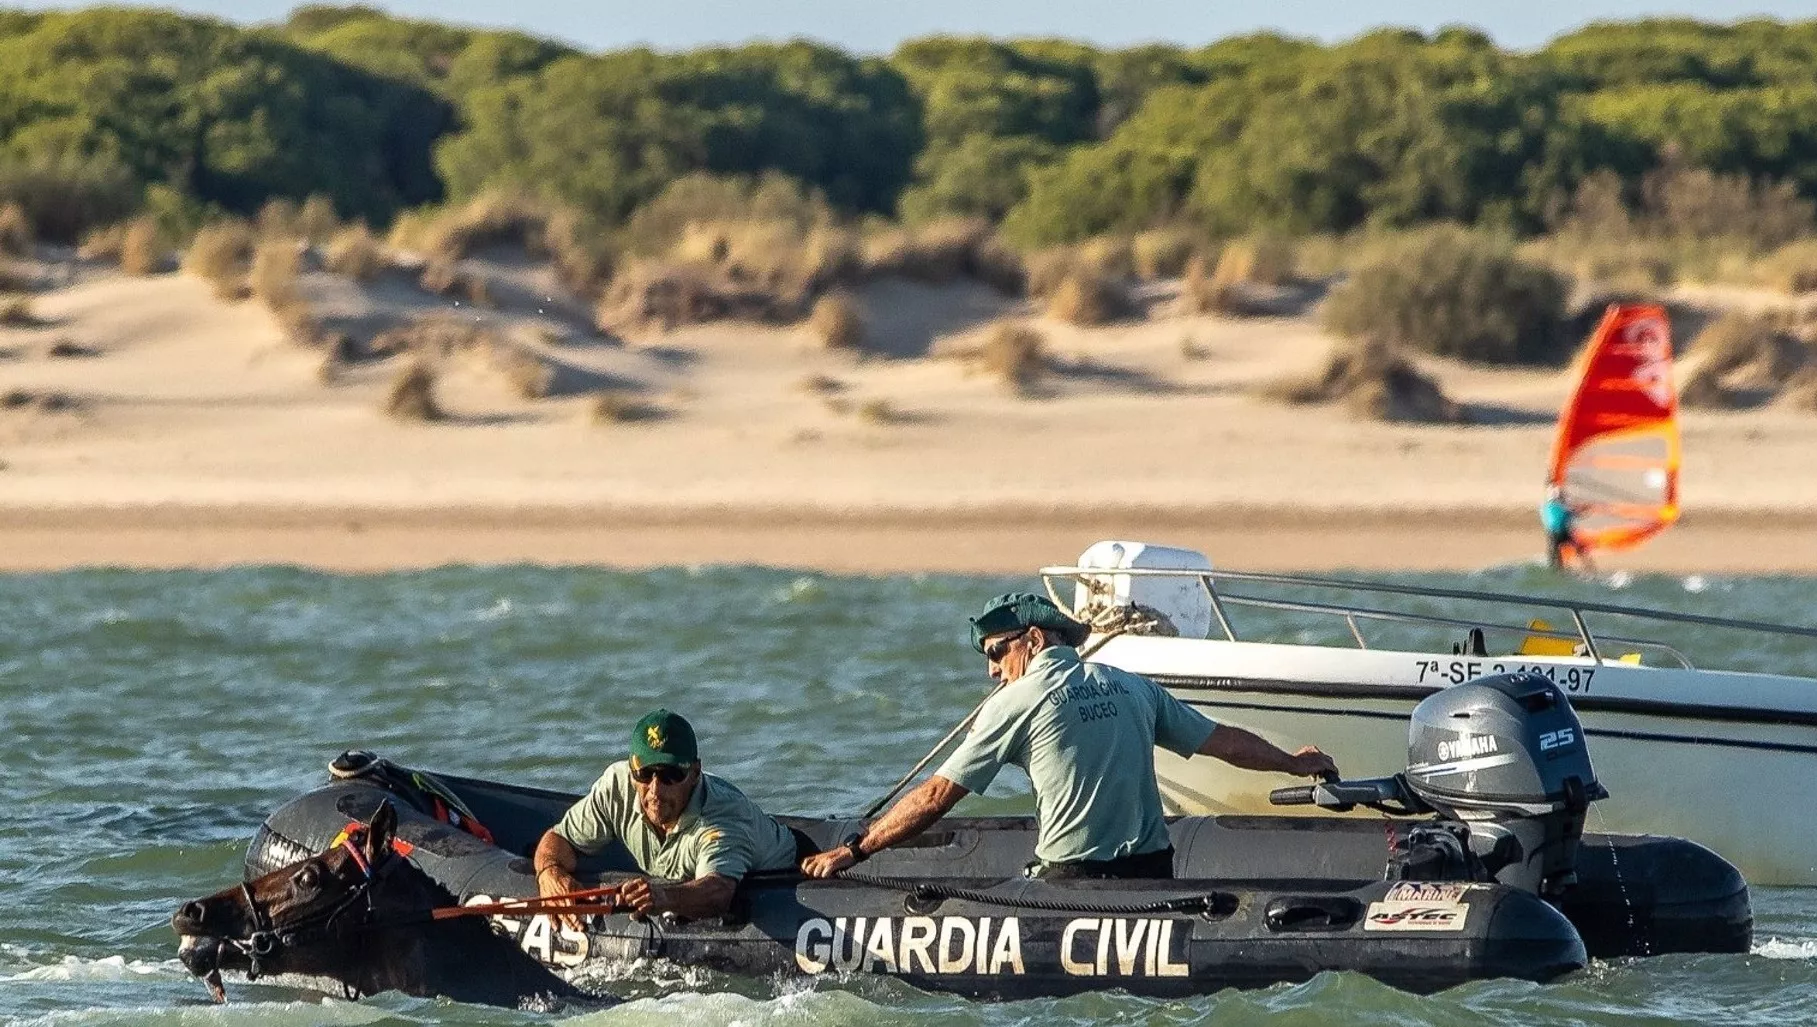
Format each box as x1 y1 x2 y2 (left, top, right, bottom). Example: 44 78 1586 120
1 954 177 983
1755 938 1817 960
561 987 872 1026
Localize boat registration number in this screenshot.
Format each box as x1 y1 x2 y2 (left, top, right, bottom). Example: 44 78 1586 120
1414 660 1595 692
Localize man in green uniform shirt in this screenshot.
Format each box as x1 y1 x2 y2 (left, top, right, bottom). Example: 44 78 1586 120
804 593 1339 880
534 709 801 923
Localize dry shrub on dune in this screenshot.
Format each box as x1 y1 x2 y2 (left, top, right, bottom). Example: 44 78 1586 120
862 219 1024 294
794 373 845 395
250 241 303 309
490 343 555 400
420 258 492 307
418 190 551 263
1131 228 1201 280
862 220 976 283
1323 227 1568 365
588 389 662 425
119 217 163 276
184 222 255 300
0 295 40 326
808 291 865 350
0 203 32 257
1024 240 1134 301
250 240 320 346
369 315 503 362
324 224 385 281
544 208 614 298
1181 238 1296 316
1180 255 1239 315
1075 236 1135 280
256 198 301 240
1262 337 1465 424
1216 235 1296 287
978 321 1047 392
296 194 340 244
397 191 611 300
856 397 903 425
384 360 443 421
1686 309 1802 388
1047 269 1128 326
595 259 793 333
77 216 163 274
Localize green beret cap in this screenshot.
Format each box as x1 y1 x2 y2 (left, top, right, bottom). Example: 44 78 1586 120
629 709 699 768
969 592 1089 652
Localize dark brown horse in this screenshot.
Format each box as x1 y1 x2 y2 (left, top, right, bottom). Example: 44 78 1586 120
172 800 596 1008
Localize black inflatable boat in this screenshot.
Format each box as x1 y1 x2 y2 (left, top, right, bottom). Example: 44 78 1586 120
227 673 1749 997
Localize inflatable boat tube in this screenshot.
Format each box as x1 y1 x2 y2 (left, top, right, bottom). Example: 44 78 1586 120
242 768 1749 997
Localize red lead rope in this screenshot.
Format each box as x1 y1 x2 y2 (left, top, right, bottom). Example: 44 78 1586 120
429 885 623 921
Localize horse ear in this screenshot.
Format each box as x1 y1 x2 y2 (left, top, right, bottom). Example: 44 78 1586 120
366 800 397 862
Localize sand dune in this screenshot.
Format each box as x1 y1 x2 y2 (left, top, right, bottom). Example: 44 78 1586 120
2 257 1815 574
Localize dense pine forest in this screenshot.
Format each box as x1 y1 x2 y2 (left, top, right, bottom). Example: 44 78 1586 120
2 6 1815 246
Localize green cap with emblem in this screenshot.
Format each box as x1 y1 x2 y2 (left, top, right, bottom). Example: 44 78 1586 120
629 708 699 769
969 591 1090 652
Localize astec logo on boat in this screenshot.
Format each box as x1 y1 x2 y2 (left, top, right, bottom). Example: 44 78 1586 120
794 915 1191 978
1435 734 1499 762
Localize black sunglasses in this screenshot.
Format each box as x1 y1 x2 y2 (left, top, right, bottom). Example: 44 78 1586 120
631 764 692 785
983 630 1029 662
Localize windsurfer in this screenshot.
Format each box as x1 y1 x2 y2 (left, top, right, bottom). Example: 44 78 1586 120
1540 483 1596 572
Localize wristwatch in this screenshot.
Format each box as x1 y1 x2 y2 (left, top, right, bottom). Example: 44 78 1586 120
840 831 869 864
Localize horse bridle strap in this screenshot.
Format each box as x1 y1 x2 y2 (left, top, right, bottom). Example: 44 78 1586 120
234 837 389 979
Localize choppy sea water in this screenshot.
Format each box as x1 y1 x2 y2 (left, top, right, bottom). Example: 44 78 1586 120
2 564 1814 1025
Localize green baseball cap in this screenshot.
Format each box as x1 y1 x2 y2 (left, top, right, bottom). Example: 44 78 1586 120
969 592 1089 652
629 709 699 769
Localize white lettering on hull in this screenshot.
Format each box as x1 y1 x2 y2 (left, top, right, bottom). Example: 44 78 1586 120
797 916 1024 975
1059 918 1189 978
466 894 589 967
796 915 1186 978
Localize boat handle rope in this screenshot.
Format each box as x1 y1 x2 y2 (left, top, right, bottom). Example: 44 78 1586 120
860 628 1130 820
833 869 1236 918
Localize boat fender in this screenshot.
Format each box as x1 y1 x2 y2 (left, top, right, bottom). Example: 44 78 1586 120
1263 896 1364 932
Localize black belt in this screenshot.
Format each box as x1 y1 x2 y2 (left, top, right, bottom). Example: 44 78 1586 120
1028 846 1175 880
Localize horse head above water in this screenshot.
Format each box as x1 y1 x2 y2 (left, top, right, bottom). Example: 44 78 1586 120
171 800 588 1008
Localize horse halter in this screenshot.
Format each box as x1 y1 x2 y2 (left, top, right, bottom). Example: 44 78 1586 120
232 831 392 982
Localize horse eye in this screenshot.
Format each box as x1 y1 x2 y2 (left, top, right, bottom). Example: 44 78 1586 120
295 864 321 890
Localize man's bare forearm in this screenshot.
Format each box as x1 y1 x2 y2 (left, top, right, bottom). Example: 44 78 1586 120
534 831 579 875
1197 724 1306 773
859 776 968 855
652 874 738 919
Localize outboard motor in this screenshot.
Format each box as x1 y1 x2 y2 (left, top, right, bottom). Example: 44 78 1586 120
1271 672 1608 896
1404 673 1608 894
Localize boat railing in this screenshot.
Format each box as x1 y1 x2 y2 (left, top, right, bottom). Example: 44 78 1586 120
1039 565 1817 671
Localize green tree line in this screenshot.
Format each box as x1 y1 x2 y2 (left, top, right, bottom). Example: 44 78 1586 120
4 5 1817 246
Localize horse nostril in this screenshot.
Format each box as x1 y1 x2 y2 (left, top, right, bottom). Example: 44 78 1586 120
183 901 207 925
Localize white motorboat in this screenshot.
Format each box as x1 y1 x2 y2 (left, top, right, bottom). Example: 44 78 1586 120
1041 542 1817 886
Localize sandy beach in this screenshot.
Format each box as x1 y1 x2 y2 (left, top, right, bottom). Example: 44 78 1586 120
3 265 1815 576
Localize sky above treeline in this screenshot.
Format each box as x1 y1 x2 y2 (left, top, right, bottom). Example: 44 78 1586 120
10 0 1817 52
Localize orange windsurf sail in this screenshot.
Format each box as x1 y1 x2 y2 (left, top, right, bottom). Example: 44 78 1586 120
1546 304 1680 552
